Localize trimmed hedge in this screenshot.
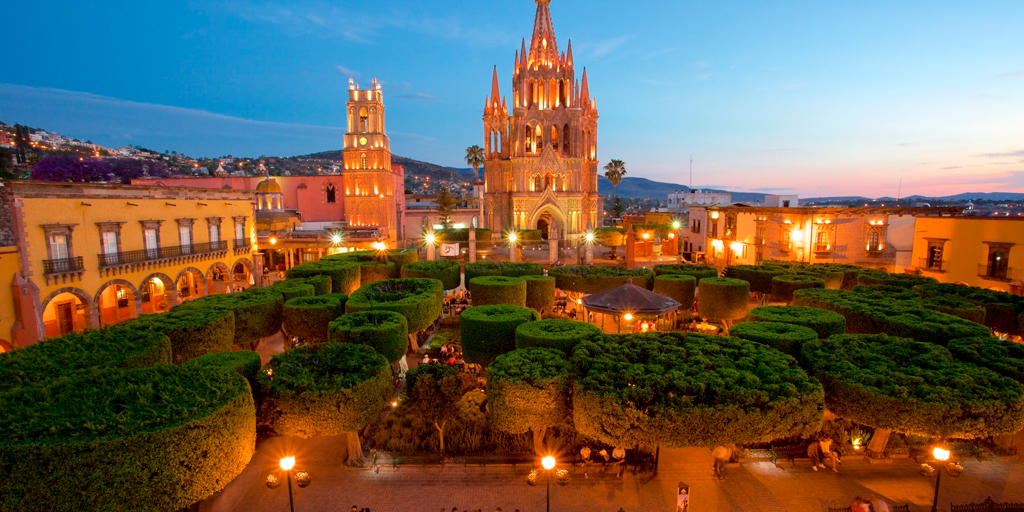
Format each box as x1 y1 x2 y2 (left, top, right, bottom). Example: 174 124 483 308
286 260 362 295
281 274 333 296
572 332 824 448
793 288 991 346
329 310 409 364
802 334 1024 437
652 274 697 311
487 348 571 435
915 282 1024 334
345 278 443 333
859 272 937 289
772 274 825 302
631 222 671 240
548 265 655 294
177 286 285 345
921 296 987 325
257 343 392 437
0 323 171 392
948 337 1024 383
0 365 256 511
724 265 788 295
183 350 263 390
129 308 234 364
464 261 544 282
468 276 527 307
515 319 602 355
272 280 316 302
522 275 556 311
731 321 818 358
852 284 921 301
460 305 540 366
593 227 625 247
747 305 846 339
697 277 750 322
654 264 718 281
401 260 461 291
283 295 346 343
502 229 542 244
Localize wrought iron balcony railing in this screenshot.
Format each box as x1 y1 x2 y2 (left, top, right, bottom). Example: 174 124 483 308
98 241 228 268
43 256 85 274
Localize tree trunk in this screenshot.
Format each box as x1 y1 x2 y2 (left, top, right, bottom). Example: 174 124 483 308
866 428 891 458
409 333 419 353
344 431 363 466
435 421 446 458
532 426 548 455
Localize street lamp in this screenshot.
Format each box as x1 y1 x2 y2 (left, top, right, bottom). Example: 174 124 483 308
508 231 519 263
918 442 962 512
527 456 569 512
267 456 312 512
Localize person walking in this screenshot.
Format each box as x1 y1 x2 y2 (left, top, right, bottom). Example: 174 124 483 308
580 446 592 478
711 444 731 480
612 446 627 478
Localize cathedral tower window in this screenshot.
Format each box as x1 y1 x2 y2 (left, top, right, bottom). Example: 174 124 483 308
359 108 369 132
534 125 543 154
550 125 559 151
325 183 337 203
525 124 534 154
360 153 368 169
562 123 571 155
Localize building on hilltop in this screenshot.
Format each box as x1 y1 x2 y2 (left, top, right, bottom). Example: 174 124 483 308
482 0 601 241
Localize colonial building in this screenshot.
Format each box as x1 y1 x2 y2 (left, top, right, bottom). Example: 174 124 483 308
482 0 600 240
0 181 257 349
912 216 1023 294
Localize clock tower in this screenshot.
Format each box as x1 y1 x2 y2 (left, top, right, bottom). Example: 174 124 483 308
342 77 397 240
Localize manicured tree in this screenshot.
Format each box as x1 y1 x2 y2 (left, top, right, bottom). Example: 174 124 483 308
947 337 1024 383
184 350 263 391
272 280 316 302
593 227 625 259
286 260 361 295
515 318 602 355
801 263 864 290
802 334 1024 455
405 363 462 456
329 310 409 364
653 264 718 280
571 332 824 448
129 308 235 364
0 365 256 511
548 265 655 294
652 274 696 311
401 260 461 291
345 278 443 342
793 288 991 346
772 274 825 303
279 274 332 296
747 305 846 339
725 265 788 305
468 276 527 307
282 295 346 345
915 282 1023 334
795 268 844 290
464 261 544 282
730 321 818 358
522 275 556 311
176 286 285 346
257 343 392 464
920 296 987 325
461 304 540 366
488 348 571 454
697 277 750 332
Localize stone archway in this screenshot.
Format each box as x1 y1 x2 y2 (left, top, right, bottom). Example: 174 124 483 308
94 279 141 327
139 272 176 314
39 287 97 338
537 216 551 241
175 267 207 302
206 262 232 295
231 257 255 289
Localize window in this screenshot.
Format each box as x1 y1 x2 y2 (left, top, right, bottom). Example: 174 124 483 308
360 153 368 169
326 183 337 203
691 219 701 234
50 234 69 260
924 238 947 271
101 231 118 255
756 227 767 245
783 200 791 208
815 230 831 252
781 229 792 250
359 108 368 132
234 220 245 241
868 231 880 251
982 242 1013 280
144 229 158 251
209 224 219 243
710 221 718 239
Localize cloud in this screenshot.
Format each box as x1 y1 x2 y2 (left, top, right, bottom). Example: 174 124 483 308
335 65 360 77
750 187 796 192
398 92 437 101
381 81 412 93
975 150 1024 158
588 36 629 58
998 71 1024 79
941 166 962 170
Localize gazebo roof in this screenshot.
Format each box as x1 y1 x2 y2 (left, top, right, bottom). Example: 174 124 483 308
582 279 682 315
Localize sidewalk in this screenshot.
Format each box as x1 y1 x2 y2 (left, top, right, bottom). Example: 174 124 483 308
200 437 1024 512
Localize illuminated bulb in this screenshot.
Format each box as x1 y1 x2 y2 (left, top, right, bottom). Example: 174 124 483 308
508 233 518 243
584 233 595 243
933 447 950 462
624 313 633 321
331 234 342 244
425 234 436 245
279 456 296 471
642 232 650 240
542 456 556 470
269 237 277 245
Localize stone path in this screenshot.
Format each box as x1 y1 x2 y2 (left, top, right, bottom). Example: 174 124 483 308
200 436 1024 512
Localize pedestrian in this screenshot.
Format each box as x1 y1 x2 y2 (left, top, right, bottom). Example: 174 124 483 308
870 495 891 512
440 344 448 357
712 444 729 480
850 497 870 512
612 446 627 477
807 439 823 471
350 507 358 512
423 354 431 364
819 437 838 472
580 446 592 478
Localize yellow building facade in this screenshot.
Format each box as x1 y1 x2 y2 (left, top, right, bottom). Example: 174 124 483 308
912 216 1024 293
0 181 258 349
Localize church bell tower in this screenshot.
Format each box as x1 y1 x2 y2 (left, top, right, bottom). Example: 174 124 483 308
342 78 396 238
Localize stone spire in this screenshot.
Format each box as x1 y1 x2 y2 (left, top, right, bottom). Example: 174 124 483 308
528 0 558 69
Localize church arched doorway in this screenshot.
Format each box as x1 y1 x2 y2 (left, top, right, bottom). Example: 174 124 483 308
537 214 552 241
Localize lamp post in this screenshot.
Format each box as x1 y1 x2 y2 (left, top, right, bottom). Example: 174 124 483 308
267 456 312 512
527 455 569 512
508 231 519 263
917 442 962 512
672 220 682 263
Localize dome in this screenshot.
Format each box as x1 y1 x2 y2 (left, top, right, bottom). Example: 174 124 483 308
256 177 282 194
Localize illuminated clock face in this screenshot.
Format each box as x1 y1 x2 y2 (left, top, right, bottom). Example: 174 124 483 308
359 137 367 146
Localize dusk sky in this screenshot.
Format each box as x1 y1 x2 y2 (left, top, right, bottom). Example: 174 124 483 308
2 0 1022 197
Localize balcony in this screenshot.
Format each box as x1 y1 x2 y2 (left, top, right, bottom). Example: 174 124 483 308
978 264 1020 282
919 258 948 272
43 256 85 274
813 243 833 254
98 241 228 269
233 238 251 254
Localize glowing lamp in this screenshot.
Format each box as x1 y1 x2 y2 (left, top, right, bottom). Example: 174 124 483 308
508 233 518 243
710 212 720 219
730 242 744 254
933 447 950 462
331 234 342 244
624 313 633 321
425 233 436 244
279 456 296 471
542 456 556 470
672 220 681 229
584 232 595 243
642 232 650 240
269 237 277 245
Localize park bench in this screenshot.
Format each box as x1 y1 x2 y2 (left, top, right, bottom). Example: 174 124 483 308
951 497 1024 512
769 445 808 469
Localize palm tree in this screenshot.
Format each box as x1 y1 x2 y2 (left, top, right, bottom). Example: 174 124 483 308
465 145 485 181
603 159 626 200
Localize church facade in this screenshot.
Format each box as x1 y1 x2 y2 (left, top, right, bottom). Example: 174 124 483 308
482 0 600 240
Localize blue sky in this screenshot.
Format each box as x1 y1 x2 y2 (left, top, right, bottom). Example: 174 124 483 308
2 0 1022 197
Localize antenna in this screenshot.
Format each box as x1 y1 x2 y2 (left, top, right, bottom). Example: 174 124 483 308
897 177 903 204
689 155 693 190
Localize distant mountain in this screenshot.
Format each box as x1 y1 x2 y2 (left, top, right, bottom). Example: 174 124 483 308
597 176 690 198
905 192 1024 201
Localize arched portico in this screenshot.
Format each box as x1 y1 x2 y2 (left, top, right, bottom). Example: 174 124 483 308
139 272 176 313
95 279 141 326
175 267 207 302
40 287 98 337
206 262 232 295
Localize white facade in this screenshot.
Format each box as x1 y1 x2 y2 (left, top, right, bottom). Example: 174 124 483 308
667 190 732 212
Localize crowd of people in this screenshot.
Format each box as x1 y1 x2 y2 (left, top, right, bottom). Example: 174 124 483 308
578 445 628 478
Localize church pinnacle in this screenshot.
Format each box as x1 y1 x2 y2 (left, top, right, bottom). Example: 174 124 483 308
528 0 558 68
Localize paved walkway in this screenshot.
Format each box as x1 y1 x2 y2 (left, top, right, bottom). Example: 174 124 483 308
200 436 1024 512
